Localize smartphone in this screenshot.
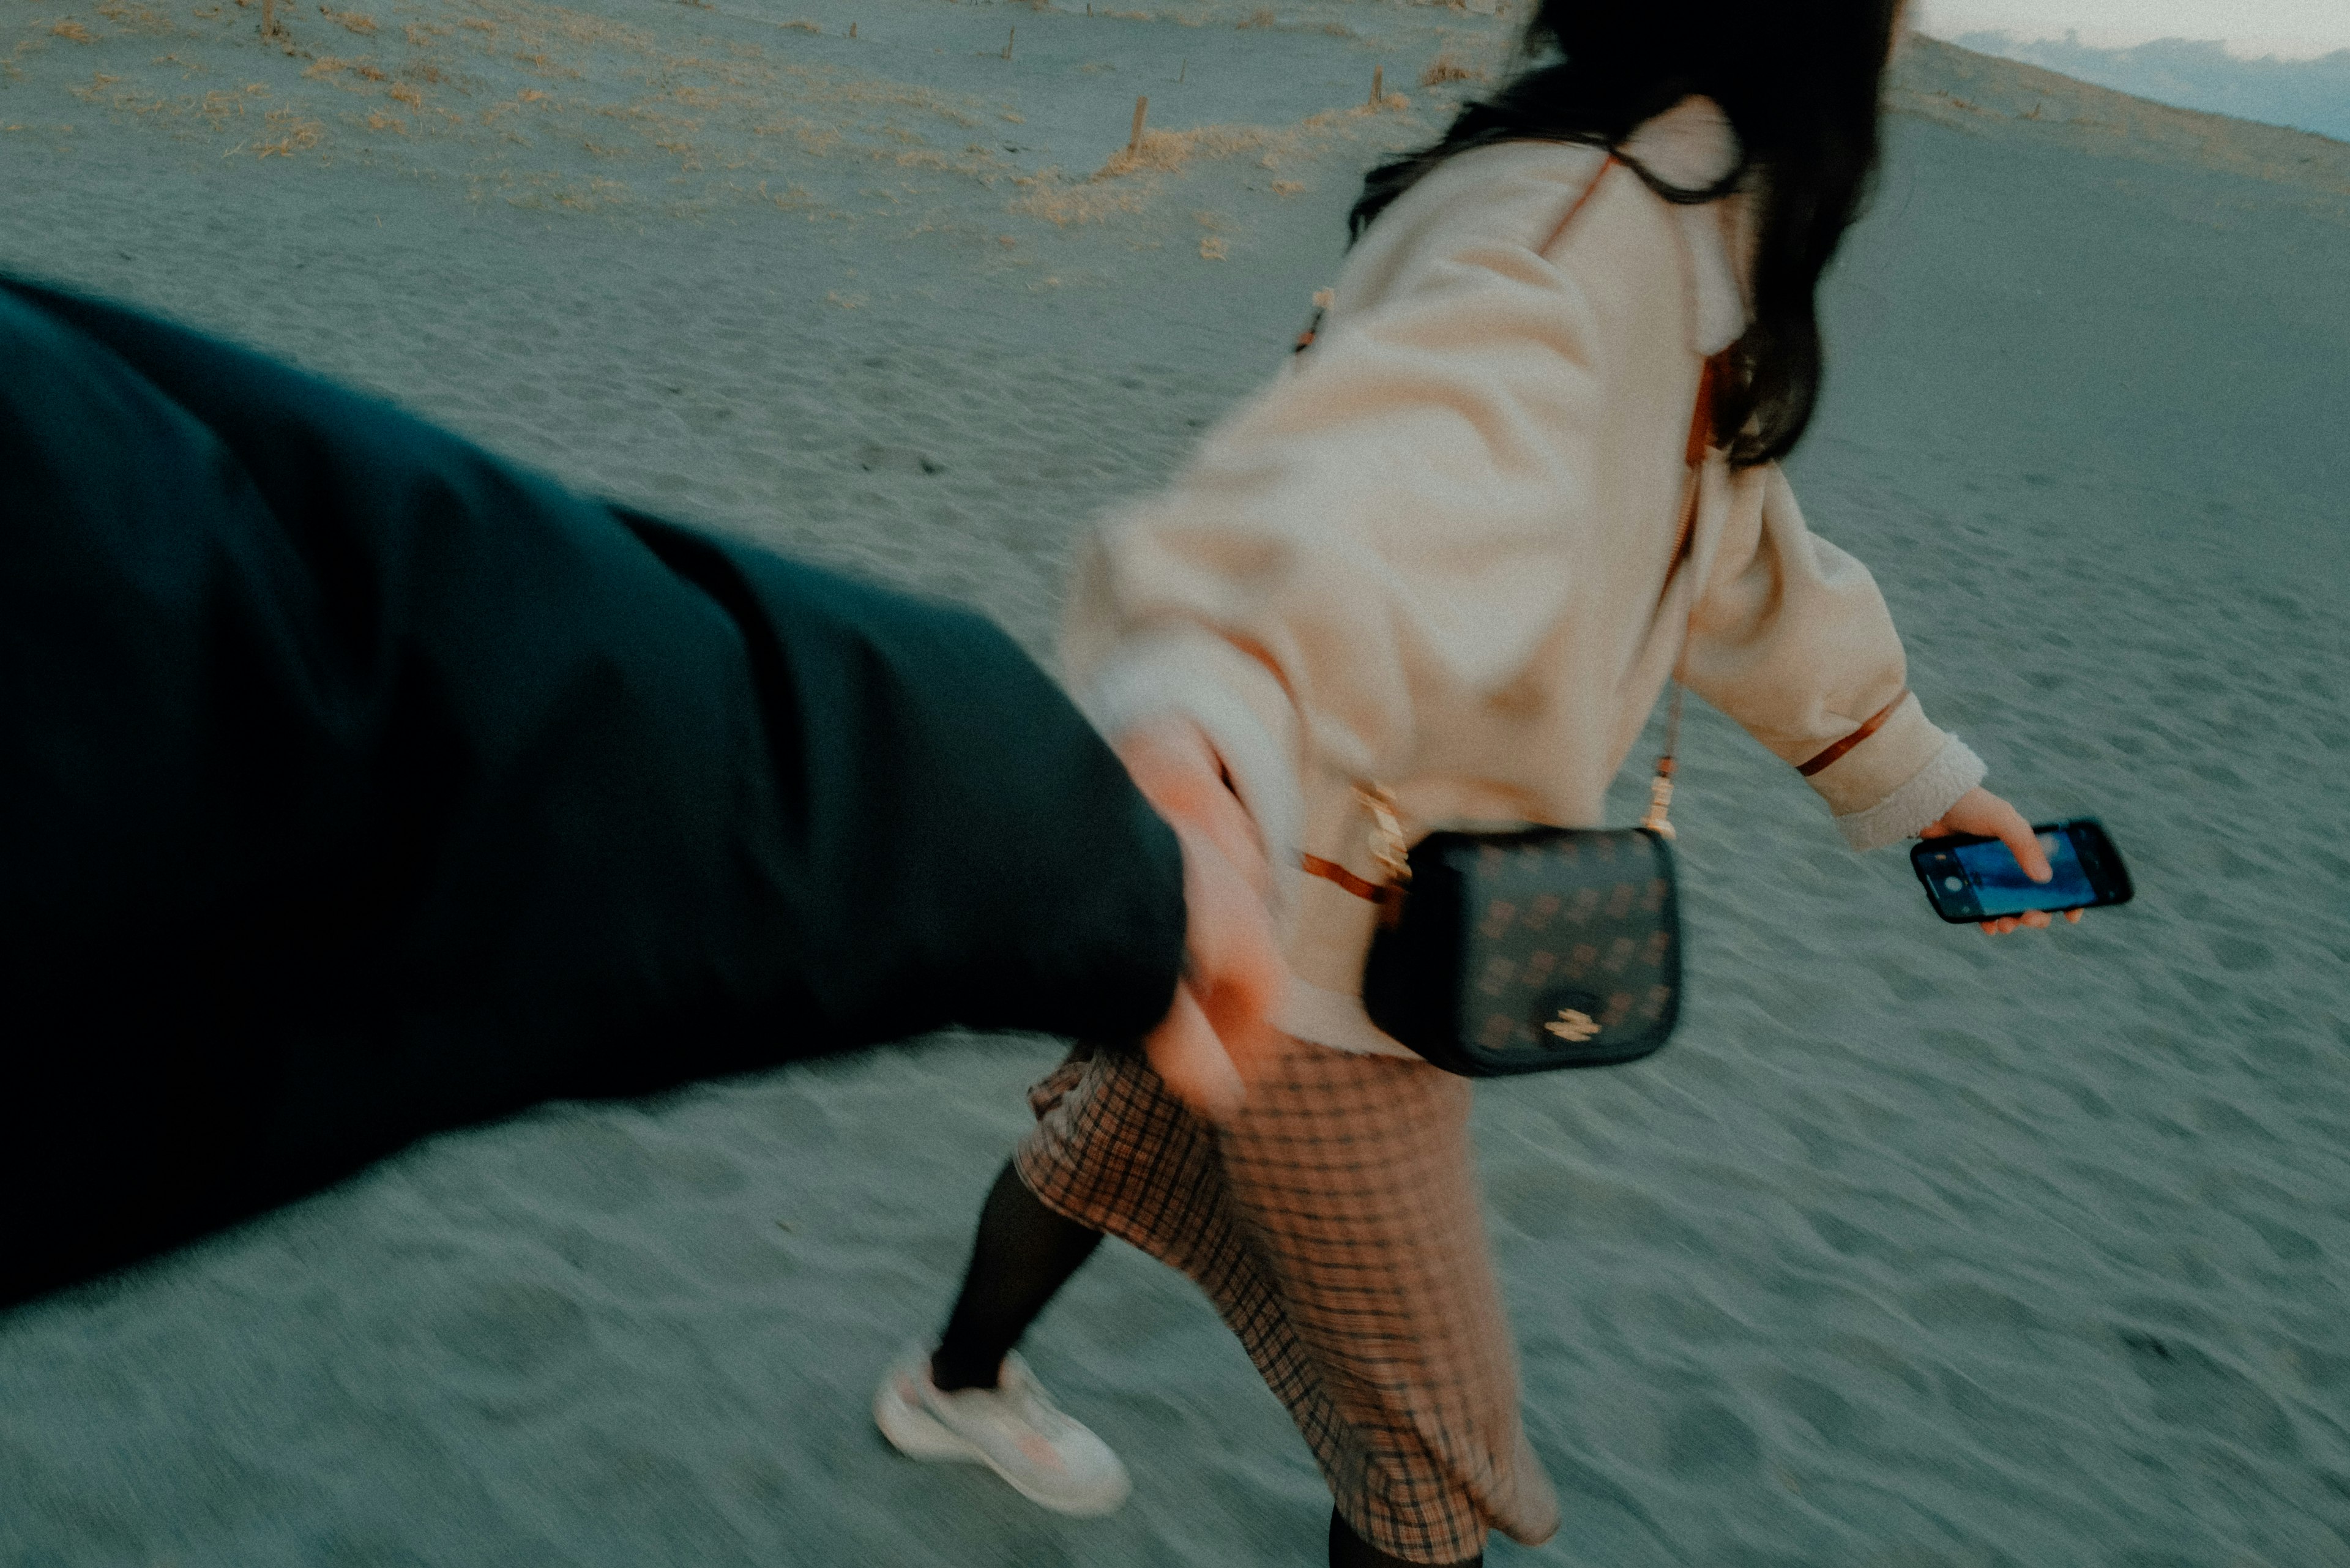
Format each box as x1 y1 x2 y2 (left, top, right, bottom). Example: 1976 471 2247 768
1911 818 2133 924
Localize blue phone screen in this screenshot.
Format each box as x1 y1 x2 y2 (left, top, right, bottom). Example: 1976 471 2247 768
1944 831 2097 916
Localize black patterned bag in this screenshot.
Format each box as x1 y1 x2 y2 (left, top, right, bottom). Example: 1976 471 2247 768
1357 804 1682 1076
1344 672 1687 1077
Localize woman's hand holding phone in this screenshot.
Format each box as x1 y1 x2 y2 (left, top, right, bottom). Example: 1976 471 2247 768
1917 786 2084 936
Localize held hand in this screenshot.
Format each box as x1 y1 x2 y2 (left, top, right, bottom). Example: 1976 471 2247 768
1919 786 2084 936
1117 722 1285 1120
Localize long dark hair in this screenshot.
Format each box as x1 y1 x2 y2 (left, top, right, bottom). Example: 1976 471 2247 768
1351 3 1903 467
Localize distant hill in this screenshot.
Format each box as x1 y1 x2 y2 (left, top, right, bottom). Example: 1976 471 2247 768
1952 31 2350 144
1889 36 2350 209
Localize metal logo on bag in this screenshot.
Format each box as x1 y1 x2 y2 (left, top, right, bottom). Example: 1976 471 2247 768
1544 1008 1600 1043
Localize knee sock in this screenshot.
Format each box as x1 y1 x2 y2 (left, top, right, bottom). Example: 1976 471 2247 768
930 1160 1103 1392
1329 1509 1482 1568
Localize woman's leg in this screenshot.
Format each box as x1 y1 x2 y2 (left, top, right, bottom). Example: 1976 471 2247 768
1186 1038 1559 1561
1329 1509 1481 1568
930 1160 1103 1391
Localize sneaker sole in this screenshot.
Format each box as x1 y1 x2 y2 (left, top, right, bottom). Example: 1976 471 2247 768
873 1370 1132 1518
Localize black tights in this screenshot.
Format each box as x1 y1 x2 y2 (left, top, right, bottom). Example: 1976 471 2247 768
930 1162 1102 1392
1328 1512 1482 1568
930 1162 1481 1568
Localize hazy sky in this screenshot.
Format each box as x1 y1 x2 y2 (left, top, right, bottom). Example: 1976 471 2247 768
1917 0 2350 58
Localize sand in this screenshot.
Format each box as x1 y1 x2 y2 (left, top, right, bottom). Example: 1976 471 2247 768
1 3 2346 1563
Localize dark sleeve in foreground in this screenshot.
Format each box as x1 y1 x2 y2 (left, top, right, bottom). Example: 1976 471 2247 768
0 278 1184 1305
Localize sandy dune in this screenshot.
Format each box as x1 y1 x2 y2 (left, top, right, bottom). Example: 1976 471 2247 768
2 3 2346 1564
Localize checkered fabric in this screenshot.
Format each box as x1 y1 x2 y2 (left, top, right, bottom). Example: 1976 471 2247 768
1015 1038 1561 1564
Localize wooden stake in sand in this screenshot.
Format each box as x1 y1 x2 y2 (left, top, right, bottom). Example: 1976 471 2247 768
261 0 275 36
1370 65 1383 105
848 20 856 35
1177 59 1185 84
1128 94 1148 156
1003 26 1014 59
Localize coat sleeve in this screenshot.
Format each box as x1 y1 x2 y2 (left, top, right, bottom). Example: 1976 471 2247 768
1678 464 1985 848
1064 151 1620 890
0 275 1185 1304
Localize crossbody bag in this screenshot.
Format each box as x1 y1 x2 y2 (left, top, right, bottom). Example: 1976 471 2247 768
1293 153 1722 1077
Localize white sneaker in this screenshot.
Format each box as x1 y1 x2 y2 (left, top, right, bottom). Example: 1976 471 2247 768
873 1343 1132 1517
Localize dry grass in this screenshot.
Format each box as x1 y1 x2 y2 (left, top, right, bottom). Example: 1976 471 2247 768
1198 234 1228 259
50 20 96 42
386 80 420 106
95 0 174 33
1235 7 1271 26
1419 50 1480 87
1007 166 1143 225
319 6 378 34
254 106 322 154
1096 120 1281 177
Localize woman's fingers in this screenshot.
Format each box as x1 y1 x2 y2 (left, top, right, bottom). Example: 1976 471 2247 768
1113 720 1288 1119
1182 830 1286 1044
1114 720 1274 902
1998 819 2054 885
1143 984 1247 1122
1923 787 2052 884
1980 908 2080 935
1150 817 1285 1119
1972 792 2053 884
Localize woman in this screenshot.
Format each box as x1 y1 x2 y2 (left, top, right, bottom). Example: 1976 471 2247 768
878 4 2069 1563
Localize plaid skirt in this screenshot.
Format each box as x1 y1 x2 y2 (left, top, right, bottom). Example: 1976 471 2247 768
1014 1037 1561 1563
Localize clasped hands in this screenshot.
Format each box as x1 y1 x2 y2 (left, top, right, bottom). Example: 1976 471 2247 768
1117 721 1286 1124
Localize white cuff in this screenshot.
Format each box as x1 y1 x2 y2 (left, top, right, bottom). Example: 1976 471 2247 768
1076 631 1306 919
1832 734 1986 851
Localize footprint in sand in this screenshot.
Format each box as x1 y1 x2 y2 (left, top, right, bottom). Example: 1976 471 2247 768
856 441 946 475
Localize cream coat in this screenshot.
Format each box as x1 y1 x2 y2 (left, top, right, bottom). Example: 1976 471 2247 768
1065 101 1985 1057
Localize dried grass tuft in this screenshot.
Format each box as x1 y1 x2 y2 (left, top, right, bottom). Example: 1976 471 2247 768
1097 121 1277 178
254 108 322 154
1420 50 1480 86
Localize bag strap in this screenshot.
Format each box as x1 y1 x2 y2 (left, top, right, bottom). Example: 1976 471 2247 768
1641 348 1730 841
